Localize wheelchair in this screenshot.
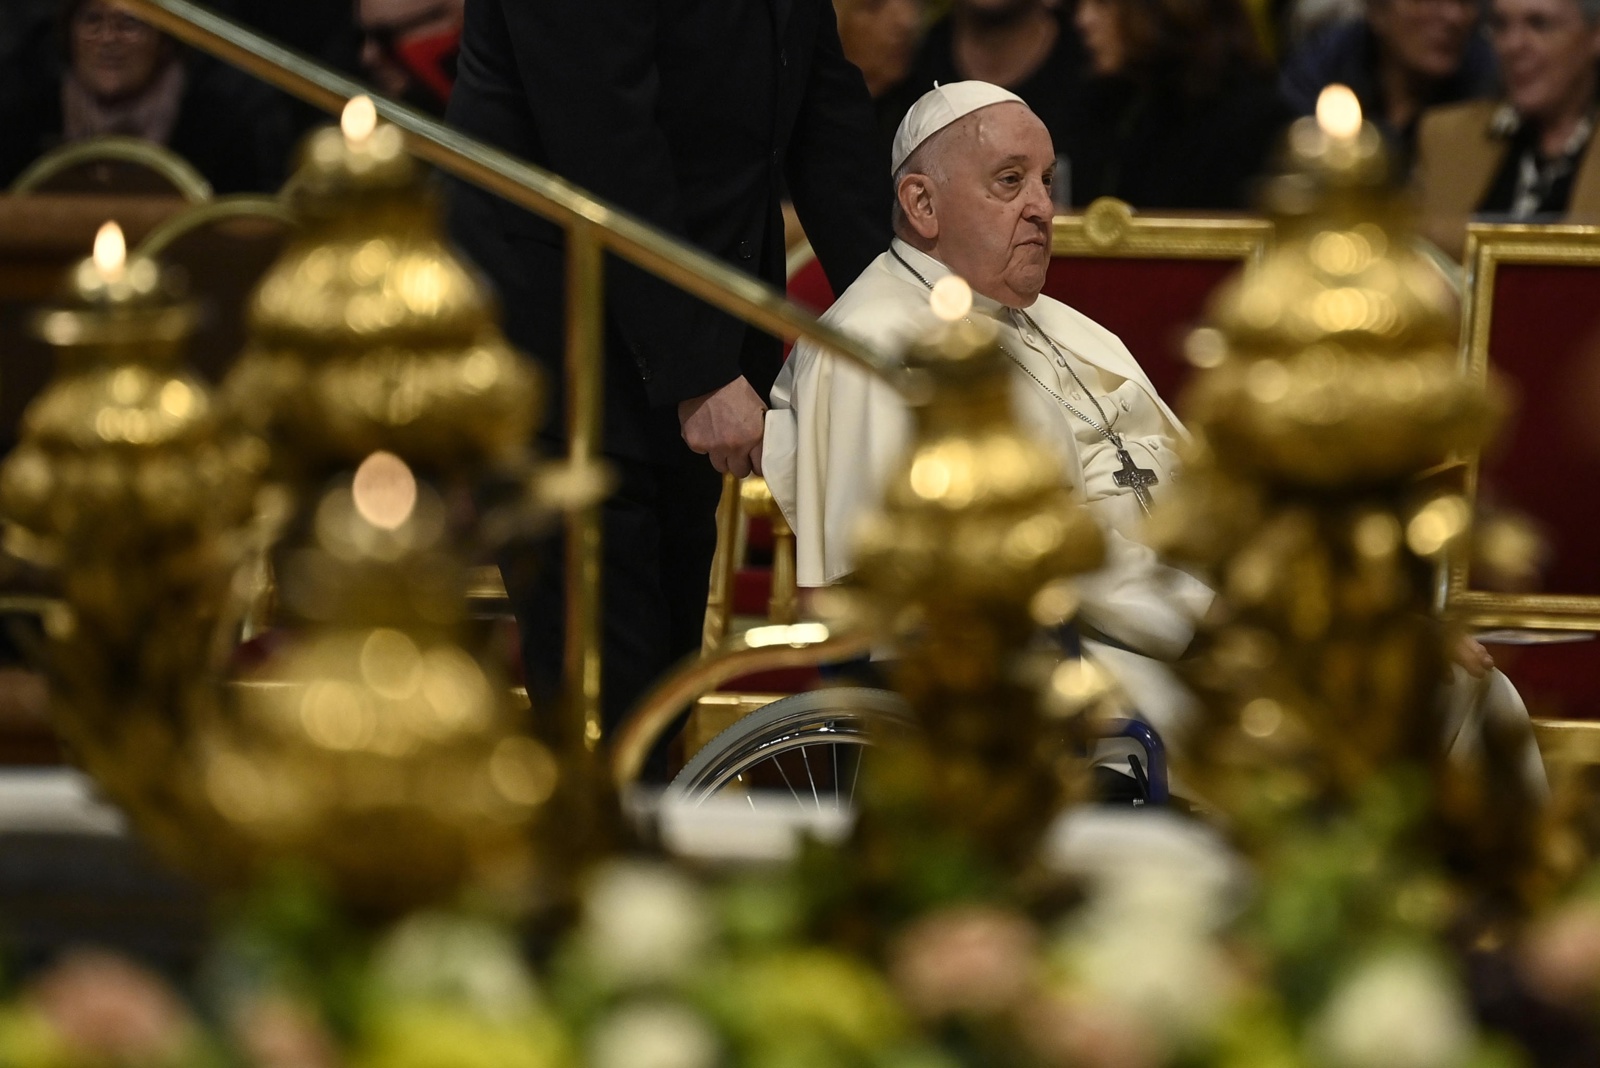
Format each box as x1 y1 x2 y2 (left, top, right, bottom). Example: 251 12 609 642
664 684 1170 811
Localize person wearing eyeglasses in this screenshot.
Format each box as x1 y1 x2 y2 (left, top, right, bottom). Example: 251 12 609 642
0 0 293 193
1414 0 1600 256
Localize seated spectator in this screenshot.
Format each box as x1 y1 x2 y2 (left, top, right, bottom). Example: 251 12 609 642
356 0 464 115
1414 0 1600 256
835 0 923 99
0 0 294 195
1064 0 1289 209
875 0 1085 183
1280 0 1497 176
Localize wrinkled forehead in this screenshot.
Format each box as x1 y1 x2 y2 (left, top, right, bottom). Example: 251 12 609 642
931 103 1056 173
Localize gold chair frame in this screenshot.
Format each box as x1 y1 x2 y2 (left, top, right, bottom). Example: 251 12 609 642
1052 197 1273 263
1446 222 1600 630
135 194 292 257
10 135 213 203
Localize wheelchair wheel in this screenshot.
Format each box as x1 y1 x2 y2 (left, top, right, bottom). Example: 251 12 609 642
665 688 913 808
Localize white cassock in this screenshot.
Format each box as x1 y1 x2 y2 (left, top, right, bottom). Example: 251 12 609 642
762 238 1549 796
763 238 1213 750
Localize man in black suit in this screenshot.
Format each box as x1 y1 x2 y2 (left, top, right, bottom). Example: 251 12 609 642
445 0 891 748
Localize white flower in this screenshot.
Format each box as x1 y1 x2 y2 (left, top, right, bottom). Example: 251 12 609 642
1068 921 1232 1042
579 860 714 986
1311 950 1474 1068
589 1001 719 1068
1054 863 1236 1044
374 912 540 1018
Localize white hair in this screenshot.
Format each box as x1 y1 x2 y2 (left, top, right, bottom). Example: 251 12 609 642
890 128 953 240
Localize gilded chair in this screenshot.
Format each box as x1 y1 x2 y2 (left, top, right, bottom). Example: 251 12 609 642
1445 222 1600 728
10 136 212 202
1044 197 1272 404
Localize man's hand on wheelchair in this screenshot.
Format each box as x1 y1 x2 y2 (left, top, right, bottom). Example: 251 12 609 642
679 375 766 478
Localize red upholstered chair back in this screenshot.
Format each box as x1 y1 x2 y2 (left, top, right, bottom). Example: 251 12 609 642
1474 260 1600 600
786 243 836 314
1449 223 1600 719
1040 199 1272 409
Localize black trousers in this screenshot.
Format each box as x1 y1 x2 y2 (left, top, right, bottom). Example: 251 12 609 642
504 442 724 772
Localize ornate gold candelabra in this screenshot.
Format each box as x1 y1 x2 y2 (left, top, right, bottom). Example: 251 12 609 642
1151 88 1551 903
848 301 1106 869
2 101 577 910
0 221 261 871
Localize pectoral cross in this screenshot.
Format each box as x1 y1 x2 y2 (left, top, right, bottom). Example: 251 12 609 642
1112 448 1159 515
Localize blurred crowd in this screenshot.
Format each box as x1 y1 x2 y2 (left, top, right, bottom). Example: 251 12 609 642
0 0 1597 248
0 0 464 193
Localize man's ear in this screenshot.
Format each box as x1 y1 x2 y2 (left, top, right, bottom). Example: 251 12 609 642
897 174 939 241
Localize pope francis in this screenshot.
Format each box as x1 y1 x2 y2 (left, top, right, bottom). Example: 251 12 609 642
761 80 1548 794
762 81 1212 745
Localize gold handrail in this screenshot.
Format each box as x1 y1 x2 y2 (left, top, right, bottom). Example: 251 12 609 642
113 0 912 394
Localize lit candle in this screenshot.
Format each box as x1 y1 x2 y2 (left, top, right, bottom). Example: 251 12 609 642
342 95 378 147
1316 84 1362 141
92 220 126 283
930 275 973 322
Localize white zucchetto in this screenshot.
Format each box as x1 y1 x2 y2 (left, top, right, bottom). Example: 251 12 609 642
889 80 1027 174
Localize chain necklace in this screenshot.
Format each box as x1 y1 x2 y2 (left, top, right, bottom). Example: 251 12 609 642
888 246 1159 515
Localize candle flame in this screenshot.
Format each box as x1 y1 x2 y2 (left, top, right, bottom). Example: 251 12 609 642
1316 85 1362 140
352 451 417 530
929 275 973 322
342 95 378 144
93 221 126 276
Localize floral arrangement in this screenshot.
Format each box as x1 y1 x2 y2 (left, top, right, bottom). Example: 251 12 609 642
11 769 1600 1068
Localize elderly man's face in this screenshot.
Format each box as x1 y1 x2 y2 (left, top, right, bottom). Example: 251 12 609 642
1490 0 1600 126
916 103 1056 308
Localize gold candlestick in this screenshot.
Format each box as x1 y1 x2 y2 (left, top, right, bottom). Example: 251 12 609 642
0 220 262 872
1150 87 1552 905
848 282 1106 869
222 97 541 487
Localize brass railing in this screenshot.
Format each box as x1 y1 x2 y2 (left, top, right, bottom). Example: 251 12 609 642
111 0 911 749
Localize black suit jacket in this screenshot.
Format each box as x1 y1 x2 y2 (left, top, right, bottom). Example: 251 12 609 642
445 0 891 459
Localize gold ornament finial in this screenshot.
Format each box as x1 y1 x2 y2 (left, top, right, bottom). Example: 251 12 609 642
1153 81 1549 915
199 110 567 910
224 109 540 487
0 217 262 879
848 314 1104 864
1174 86 1497 488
